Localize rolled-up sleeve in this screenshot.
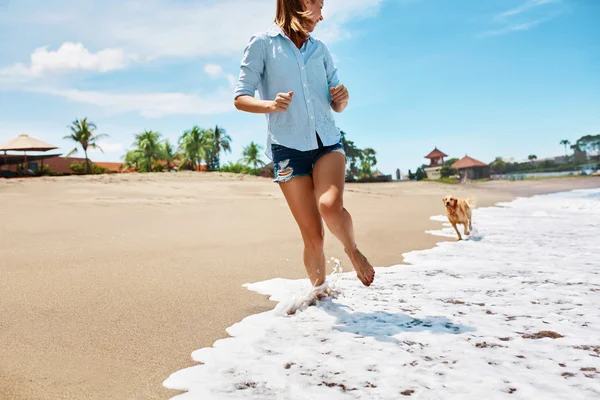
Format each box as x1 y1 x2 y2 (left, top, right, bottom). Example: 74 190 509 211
234 34 265 99
324 44 340 90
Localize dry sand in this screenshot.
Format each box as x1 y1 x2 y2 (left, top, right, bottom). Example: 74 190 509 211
1 173 598 399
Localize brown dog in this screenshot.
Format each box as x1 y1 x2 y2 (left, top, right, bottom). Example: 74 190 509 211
443 195 474 241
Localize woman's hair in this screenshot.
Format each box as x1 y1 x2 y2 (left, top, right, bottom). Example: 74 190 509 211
275 0 313 46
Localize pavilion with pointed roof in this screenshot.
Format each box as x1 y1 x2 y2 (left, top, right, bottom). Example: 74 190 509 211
423 147 448 180
452 155 490 181
425 147 448 167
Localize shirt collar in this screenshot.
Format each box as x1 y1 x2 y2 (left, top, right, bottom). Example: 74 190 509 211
267 23 314 43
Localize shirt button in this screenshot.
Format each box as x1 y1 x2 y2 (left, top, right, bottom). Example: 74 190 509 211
304 84 307 87
310 116 314 119
307 99 310 103
301 66 305 70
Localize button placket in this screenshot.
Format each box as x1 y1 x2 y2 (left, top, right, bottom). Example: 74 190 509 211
282 34 318 150
296 53 314 135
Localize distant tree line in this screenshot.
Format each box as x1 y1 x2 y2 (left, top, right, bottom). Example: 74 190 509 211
340 130 378 182
123 125 232 173
570 135 600 156
490 134 599 175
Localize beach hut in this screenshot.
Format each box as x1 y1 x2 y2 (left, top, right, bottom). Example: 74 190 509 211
452 155 490 180
0 134 59 175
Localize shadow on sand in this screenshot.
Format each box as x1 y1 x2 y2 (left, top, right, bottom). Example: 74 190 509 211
323 301 475 344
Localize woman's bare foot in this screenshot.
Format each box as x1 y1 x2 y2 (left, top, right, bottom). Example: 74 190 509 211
345 246 375 286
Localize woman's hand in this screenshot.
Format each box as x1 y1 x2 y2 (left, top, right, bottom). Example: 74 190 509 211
234 91 292 114
270 91 294 113
330 85 349 112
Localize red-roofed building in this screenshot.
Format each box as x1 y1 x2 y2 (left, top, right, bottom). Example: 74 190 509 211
424 147 448 179
452 155 490 180
425 147 448 167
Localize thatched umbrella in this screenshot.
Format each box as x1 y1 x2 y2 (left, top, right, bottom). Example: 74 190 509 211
0 133 58 174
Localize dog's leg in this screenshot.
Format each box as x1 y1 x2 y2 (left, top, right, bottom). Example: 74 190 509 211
464 223 470 236
452 223 462 241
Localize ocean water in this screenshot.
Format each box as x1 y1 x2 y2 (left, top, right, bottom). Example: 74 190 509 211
163 189 600 399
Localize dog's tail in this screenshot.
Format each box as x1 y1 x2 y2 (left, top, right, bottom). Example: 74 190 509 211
466 196 477 208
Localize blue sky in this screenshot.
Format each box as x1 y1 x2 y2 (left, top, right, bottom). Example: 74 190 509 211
1 0 598 176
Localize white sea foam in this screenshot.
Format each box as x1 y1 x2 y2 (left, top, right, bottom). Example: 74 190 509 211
164 188 600 399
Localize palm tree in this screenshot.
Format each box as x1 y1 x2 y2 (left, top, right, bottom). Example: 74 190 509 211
240 141 265 169
528 154 537 164
359 148 377 177
560 139 570 158
123 149 144 171
207 125 232 170
179 126 213 171
63 118 108 174
160 139 177 172
132 130 162 172
340 130 362 181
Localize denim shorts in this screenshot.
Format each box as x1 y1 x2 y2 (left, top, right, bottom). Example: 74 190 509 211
271 135 345 183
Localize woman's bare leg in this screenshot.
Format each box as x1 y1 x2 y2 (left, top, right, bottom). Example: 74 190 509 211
312 152 375 286
278 175 326 286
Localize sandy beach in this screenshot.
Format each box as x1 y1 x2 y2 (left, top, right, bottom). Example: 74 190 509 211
1 174 598 400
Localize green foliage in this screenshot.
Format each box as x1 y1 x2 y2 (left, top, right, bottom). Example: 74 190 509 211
440 166 457 178
69 162 109 175
119 124 230 173
406 167 426 181
437 177 459 184
220 161 261 176
573 134 600 155
359 147 377 178
490 157 507 174
240 141 266 169
178 126 212 171
63 118 109 174
123 149 144 171
131 130 162 172
444 158 459 167
491 155 585 175
205 125 232 171
36 165 55 176
340 131 379 181
218 140 268 177
160 139 177 171
559 139 571 157
340 130 362 181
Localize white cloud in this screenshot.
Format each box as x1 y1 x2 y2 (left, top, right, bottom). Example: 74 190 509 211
0 0 394 118
479 0 564 38
204 64 224 79
497 0 561 19
31 87 233 118
3 0 387 61
204 64 236 88
0 42 131 79
479 20 545 38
